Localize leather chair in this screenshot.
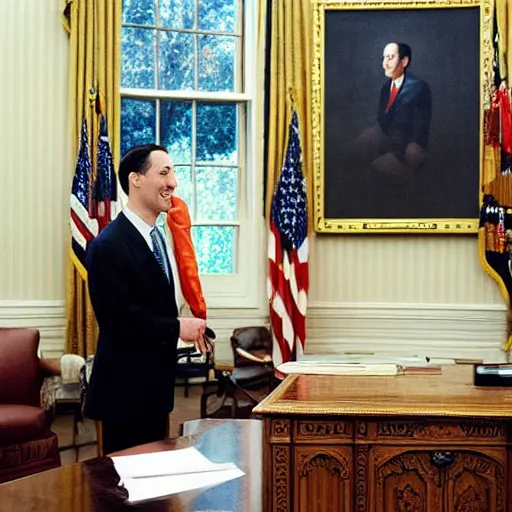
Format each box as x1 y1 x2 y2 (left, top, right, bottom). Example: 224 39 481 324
230 326 274 393
201 326 276 419
0 328 61 483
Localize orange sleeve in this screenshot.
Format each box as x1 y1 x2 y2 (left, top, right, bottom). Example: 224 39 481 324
166 197 207 319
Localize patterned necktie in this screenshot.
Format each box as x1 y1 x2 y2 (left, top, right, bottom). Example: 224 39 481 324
150 227 171 282
386 82 399 112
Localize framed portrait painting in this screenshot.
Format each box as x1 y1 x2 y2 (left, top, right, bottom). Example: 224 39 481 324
312 0 490 233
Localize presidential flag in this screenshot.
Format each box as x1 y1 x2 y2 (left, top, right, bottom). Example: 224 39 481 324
70 119 99 278
267 109 309 366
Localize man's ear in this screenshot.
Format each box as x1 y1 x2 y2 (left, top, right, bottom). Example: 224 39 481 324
128 171 141 189
402 56 410 69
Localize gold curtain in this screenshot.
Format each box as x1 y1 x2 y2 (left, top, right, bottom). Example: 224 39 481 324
264 0 314 230
63 0 122 357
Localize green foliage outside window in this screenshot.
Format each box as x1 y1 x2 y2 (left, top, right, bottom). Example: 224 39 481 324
121 0 242 274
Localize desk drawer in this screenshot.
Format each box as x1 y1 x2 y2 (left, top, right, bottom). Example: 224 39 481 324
368 418 508 444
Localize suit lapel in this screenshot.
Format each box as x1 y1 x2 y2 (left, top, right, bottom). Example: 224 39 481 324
387 74 412 114
116 212 175 294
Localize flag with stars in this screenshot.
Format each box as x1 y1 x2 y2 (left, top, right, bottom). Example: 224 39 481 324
268 109 309 366
70 118 99 278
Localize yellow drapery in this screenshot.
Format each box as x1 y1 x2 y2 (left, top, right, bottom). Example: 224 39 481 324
264 0 314 230
63 0 121 357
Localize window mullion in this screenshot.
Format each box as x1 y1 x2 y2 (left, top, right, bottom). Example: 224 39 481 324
154 0 160 90
191 101 197 222
121 89 250 102
194 0 199 92
155 99 161 145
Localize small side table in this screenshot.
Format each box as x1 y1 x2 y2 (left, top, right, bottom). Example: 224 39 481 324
55 382 97 461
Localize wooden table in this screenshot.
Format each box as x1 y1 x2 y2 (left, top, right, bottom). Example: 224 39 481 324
0 419 262 511
253 365 512 512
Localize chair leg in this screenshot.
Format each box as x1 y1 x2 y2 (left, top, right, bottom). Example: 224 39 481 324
96 421 103 457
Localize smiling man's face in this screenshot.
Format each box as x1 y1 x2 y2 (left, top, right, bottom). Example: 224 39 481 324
137 150 178 215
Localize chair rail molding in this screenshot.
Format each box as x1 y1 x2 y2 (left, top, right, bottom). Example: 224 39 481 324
306 301 508 362
0 301 270 361
4 300 502 362
0 300 66 358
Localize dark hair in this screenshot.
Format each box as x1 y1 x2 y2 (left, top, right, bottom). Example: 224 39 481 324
118 144 168 195
397 43 412 68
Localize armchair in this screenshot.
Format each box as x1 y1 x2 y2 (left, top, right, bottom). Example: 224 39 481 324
0 328 61 483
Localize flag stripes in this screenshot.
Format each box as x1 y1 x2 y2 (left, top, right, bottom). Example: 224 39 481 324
267 109 309 366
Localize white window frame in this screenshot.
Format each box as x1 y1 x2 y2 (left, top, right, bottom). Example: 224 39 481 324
120 0 264 309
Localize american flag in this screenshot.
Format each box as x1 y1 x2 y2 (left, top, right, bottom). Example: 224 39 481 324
94 114 119 231
70 119 99 277
267 109 309 366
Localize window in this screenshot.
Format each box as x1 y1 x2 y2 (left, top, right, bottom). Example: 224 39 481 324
121 0 253 276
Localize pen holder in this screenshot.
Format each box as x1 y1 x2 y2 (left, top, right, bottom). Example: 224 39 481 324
473 364 512 387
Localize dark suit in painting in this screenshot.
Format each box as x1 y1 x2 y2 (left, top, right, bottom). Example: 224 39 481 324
377 72 432 161
355 72 432 177
84 211 179 454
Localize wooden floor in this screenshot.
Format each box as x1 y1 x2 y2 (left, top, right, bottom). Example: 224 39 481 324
52 384 203 465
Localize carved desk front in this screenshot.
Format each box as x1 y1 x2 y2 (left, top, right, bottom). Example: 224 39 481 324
253 366 512 512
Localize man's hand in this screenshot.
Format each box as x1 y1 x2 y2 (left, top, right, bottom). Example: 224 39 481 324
179 317 207 354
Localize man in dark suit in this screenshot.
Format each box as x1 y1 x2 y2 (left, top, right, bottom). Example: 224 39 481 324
355 42 432 177
84 144 207 455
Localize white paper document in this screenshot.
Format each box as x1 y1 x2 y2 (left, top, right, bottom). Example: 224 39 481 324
111 446 245 503
277 360 400 376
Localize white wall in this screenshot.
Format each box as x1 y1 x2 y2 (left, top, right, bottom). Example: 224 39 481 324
0 0 269 360
0 0 71 301
307 235 507 361
0 0 71 356
0 0 507 362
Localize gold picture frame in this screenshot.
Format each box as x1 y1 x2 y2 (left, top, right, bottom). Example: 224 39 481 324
312 0 490 234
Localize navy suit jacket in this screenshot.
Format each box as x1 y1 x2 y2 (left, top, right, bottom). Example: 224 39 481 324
84 211 180 421
377 72 432 155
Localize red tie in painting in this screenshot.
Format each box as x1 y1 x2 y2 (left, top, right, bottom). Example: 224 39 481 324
386 83 398 111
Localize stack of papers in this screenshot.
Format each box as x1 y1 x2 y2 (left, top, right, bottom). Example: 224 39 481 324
111 446 244 503
277 361 400 376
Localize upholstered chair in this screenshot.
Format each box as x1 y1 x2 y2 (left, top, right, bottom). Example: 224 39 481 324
201 326 276 419
230 326 275 397
0 328 61 483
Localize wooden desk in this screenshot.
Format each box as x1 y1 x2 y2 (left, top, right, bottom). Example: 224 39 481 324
0 419 262 511
253 365 512 512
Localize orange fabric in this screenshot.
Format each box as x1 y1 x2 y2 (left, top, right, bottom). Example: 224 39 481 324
166 197 207 320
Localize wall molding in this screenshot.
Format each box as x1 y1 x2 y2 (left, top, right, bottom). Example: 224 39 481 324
0 301 269 361
306 301 508 362
2 300 506 362
0 300 66 358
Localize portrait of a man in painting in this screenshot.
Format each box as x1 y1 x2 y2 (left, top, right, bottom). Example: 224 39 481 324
318 6 481 227
353 42 432 180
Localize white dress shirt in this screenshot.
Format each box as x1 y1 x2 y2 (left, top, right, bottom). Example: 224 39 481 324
123 206 184 311
391 74 405 90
